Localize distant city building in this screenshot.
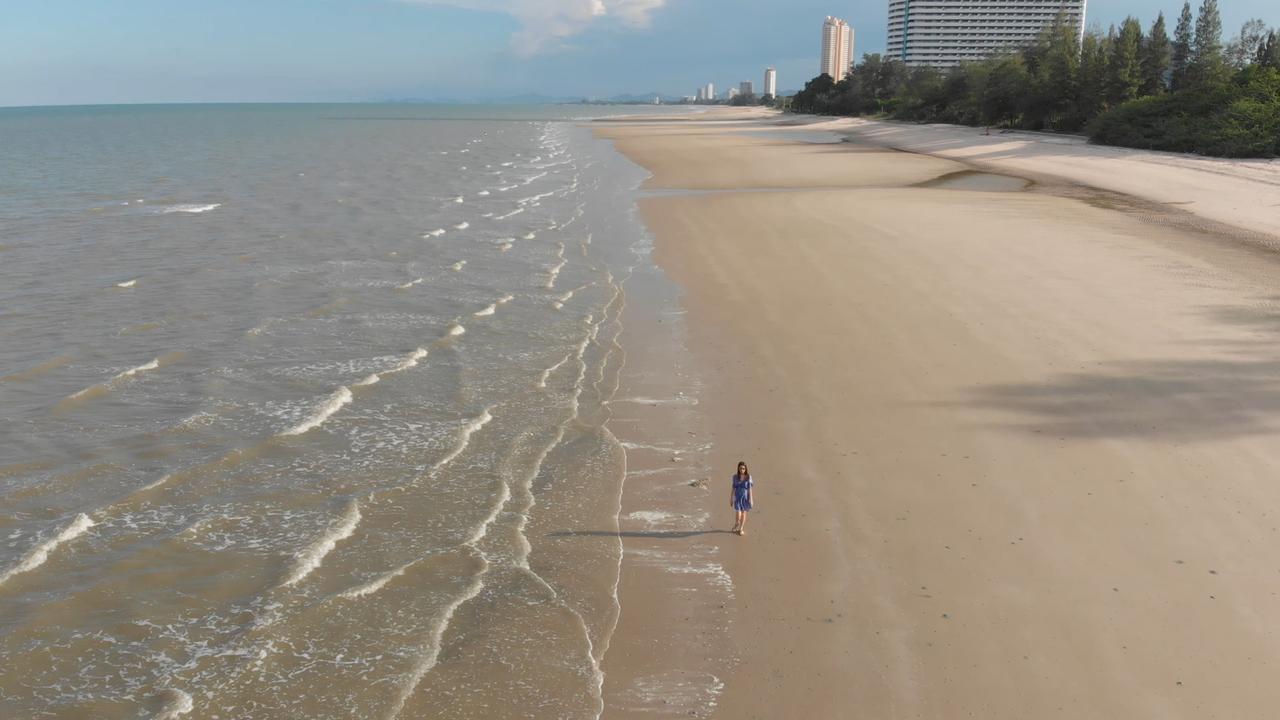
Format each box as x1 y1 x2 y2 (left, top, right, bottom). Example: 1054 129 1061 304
740 81 754 96
696 87 706 102
764 67 778 97
887 0 1087 68
705 82 716 101
728 87 740 99
821 16 855 81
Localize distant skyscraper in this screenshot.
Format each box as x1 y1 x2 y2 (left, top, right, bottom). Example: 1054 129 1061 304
740 81 754 96
696 87 706 102
821 16 855 81
887 0 1087 68
705 82 715 100
764 67 778 97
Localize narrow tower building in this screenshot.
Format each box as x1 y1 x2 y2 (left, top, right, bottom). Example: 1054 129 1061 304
821 16 856 81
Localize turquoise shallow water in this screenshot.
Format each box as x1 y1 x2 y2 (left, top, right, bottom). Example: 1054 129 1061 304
0 103 688 718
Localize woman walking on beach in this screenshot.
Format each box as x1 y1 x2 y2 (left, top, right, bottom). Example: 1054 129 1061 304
731 461 753 535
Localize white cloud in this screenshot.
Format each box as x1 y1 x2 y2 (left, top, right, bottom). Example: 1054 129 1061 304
404 0 667 55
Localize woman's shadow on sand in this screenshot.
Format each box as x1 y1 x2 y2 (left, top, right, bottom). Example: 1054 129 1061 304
549 530 734 539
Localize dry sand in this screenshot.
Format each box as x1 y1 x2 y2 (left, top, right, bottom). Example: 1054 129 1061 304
597 113 1280 719
811 116 1280 240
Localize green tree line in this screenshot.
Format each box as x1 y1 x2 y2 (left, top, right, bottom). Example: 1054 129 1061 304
788 0 1280 157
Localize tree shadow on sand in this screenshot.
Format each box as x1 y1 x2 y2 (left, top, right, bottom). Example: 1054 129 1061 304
958 303 1280 442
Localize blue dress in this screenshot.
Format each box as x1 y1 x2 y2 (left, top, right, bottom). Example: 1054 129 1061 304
732 475 753 512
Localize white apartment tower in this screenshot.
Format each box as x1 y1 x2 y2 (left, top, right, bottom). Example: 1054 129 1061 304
740 81 755 96
821 16 855 81
705 82 716 101
764 67 778 97
887 0 1088 68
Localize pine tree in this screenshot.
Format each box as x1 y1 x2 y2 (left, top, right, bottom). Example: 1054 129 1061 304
1140 12 1172 95
1171 2 1194 90
1076 31 1110 123
1108 17 1144 104
1261 31 1280 69
1190 0 1227 85
1226 19 1270 68
1024 14 1080 129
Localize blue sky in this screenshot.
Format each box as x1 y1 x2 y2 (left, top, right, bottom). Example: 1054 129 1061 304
2 0 1276 106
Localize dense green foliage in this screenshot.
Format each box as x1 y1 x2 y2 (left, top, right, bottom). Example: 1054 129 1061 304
787 2 1280 157
1089 65 1280 156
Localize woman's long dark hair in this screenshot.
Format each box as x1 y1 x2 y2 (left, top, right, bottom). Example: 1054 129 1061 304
736 461 750 479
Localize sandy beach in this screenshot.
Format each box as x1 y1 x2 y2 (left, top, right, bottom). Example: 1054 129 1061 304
598 111 1280 718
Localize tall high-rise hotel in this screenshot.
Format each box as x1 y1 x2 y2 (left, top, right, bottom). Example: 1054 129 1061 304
820 17 855 81
887 0 1087 68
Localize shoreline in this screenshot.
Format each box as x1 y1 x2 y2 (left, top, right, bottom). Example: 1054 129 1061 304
598 109 1280 717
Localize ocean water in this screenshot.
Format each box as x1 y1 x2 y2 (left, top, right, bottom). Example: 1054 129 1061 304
0 103 689 718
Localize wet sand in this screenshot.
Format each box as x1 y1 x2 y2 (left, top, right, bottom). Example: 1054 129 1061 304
598 113 1280 718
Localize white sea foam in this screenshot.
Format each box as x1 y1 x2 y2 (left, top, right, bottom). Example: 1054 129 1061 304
473 295 511 317
339 561 413 599
160 203 221 214
353 374 381 387
424 229 446 238
386 559 488 720
465 481 511 545
137 473 175 493
519 190 556 205
282 499 361 587
451 261 466 271
552 287 578 310
116 279 137 288
424 408 493 480
390 348 428 373
281 386 353 436
453 196 464 204
69 357 160 399
545 260 567 289
453 221 469 230
536 352 573 389
118 358 160 379
627 510 708 529
477 190 490 196
0 514 94 586
395 278 423 290
154 688 194 719
446 323 466 337
523 232 536 240
497 208 524 220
